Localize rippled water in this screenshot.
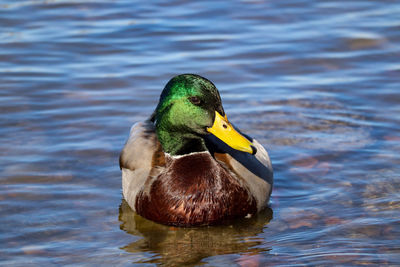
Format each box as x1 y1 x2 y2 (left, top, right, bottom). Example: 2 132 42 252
1 0 400 266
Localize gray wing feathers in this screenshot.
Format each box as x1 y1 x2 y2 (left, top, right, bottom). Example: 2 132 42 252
226 138 273 211
119 121 159 171
120 121 160 211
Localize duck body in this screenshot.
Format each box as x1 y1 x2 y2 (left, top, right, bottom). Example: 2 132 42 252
120 74 273 226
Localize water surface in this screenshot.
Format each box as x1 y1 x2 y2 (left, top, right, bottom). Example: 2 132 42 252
1 0 400 266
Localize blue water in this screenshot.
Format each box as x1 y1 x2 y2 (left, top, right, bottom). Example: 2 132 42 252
1 0 399 266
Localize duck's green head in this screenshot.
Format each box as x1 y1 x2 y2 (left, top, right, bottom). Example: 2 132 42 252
155 74 254 156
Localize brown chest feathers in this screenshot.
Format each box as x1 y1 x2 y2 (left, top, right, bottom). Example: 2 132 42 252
135 152 257 226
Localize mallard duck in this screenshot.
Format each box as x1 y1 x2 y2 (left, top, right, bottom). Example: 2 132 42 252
120 74 273 226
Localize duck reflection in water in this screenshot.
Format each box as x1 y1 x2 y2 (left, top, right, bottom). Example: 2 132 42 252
119 199 273 266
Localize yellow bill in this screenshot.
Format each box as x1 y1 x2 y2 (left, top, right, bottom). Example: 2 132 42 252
207 111 255 154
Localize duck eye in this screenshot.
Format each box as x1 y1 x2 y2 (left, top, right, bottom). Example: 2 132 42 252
188 96 202 105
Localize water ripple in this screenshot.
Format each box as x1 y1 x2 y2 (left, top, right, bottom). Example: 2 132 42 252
1 0 399 265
